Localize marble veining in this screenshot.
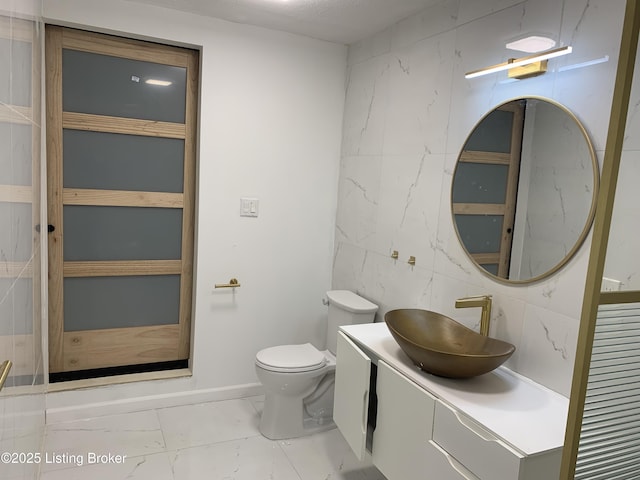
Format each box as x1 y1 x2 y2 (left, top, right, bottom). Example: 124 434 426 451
431 237 473 276
345 177 378 205
356 63 390 156
540 319 569 360
400 151 426 227
40 398 382 480
568 0 591 44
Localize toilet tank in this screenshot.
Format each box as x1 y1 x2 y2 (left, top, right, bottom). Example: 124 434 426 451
326 290 378 354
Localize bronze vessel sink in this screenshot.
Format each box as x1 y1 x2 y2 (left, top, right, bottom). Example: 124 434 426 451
385 309 515 378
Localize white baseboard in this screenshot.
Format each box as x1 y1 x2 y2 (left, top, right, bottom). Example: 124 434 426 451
46 383 264 424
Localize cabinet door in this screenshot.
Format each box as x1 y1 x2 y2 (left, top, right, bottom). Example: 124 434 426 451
334 331 371 461
373 360 435 479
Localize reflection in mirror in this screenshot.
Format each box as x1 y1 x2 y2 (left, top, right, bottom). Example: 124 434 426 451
452 98 599 283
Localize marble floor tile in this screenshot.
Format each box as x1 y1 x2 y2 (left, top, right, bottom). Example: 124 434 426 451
157 398 261 451
41 397 386 480
169 435 301 480
247 394 265 415
39 451 173 480
279 428 386 480
42 410 166 472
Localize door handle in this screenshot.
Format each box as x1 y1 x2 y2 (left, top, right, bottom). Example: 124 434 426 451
34 224 55 233
0 360 12 392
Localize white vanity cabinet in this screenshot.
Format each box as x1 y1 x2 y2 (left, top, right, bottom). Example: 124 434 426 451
333 332 371 461
334 325 569 480
374 360 478 480
373 359 435 478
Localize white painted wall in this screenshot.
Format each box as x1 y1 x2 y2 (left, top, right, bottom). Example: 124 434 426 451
43 0 347 414
333 0 625 397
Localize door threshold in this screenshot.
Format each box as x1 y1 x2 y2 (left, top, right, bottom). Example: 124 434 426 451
48 367 192 392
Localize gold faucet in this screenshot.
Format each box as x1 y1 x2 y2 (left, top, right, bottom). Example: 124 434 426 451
455 295 492 336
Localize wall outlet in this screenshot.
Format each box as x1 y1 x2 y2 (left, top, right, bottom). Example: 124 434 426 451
601 277 622 292
240 197 259 217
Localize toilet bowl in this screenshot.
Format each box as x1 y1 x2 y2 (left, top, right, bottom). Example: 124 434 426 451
255 344 336 440
255 290 378 440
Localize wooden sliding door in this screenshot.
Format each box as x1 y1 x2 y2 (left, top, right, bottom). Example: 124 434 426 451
452 100 524 278
45 26 198 375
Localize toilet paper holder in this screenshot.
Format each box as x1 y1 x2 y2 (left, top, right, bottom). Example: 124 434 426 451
215 278 241 288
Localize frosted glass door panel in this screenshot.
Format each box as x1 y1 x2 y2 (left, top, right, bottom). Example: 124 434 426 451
62 49 187 123
464 110 514 153
63 130 184 192
0 123 33 185
452 163 509 204
63 205 182 261
0 203 33 262
64 275 180 331
0 37 32 106
0 278 33 335
454 215 503 253
483 264 499 276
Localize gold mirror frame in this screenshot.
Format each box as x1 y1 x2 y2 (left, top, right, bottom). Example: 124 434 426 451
451 96 600 285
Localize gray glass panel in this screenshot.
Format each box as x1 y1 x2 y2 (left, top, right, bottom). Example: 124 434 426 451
63 49 186 123
64 275 180 331
0 38 32 106
481 264 499 276
0 123 33 186
452 163 509 204
0 278 33 335
455 214 503 254
465 110 514 153
0 203 33 262
63 130 184 192
63 206 182 261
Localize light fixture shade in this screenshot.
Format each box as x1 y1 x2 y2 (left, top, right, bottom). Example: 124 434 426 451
506 35 556 53
465 46 572 79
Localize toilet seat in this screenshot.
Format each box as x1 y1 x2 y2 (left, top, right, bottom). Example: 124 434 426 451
256 343 327 373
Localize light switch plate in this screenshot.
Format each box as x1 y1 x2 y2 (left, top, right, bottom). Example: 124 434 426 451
240 197 259 217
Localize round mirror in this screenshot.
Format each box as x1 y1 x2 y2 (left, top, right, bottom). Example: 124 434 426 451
451 97 599 284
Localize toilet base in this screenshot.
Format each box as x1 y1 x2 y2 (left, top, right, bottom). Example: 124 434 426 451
302 416 336 436
259 391 336 440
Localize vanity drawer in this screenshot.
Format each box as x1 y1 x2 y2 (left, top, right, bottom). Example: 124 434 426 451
433 401 523 480
427 441 480 480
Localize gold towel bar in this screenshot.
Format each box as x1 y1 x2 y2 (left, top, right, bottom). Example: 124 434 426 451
0 360 12 392
215 278 241 288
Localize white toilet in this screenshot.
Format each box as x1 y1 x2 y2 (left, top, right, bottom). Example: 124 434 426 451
255 290 378 440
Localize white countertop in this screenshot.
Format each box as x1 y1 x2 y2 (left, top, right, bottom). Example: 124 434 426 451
340 323 569 456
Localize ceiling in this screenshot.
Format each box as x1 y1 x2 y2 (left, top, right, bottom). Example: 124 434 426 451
126 0 442 45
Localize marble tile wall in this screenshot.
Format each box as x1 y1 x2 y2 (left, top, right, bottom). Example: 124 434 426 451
0 1 46 479
333 0 627 396
605 36 640 291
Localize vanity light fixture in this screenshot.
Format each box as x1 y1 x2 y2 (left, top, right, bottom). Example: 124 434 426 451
465 45 572 80
558 55 609 72
145 78 173 86
506 35 556 53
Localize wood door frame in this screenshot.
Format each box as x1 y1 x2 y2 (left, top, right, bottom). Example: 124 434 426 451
45 26 198 374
